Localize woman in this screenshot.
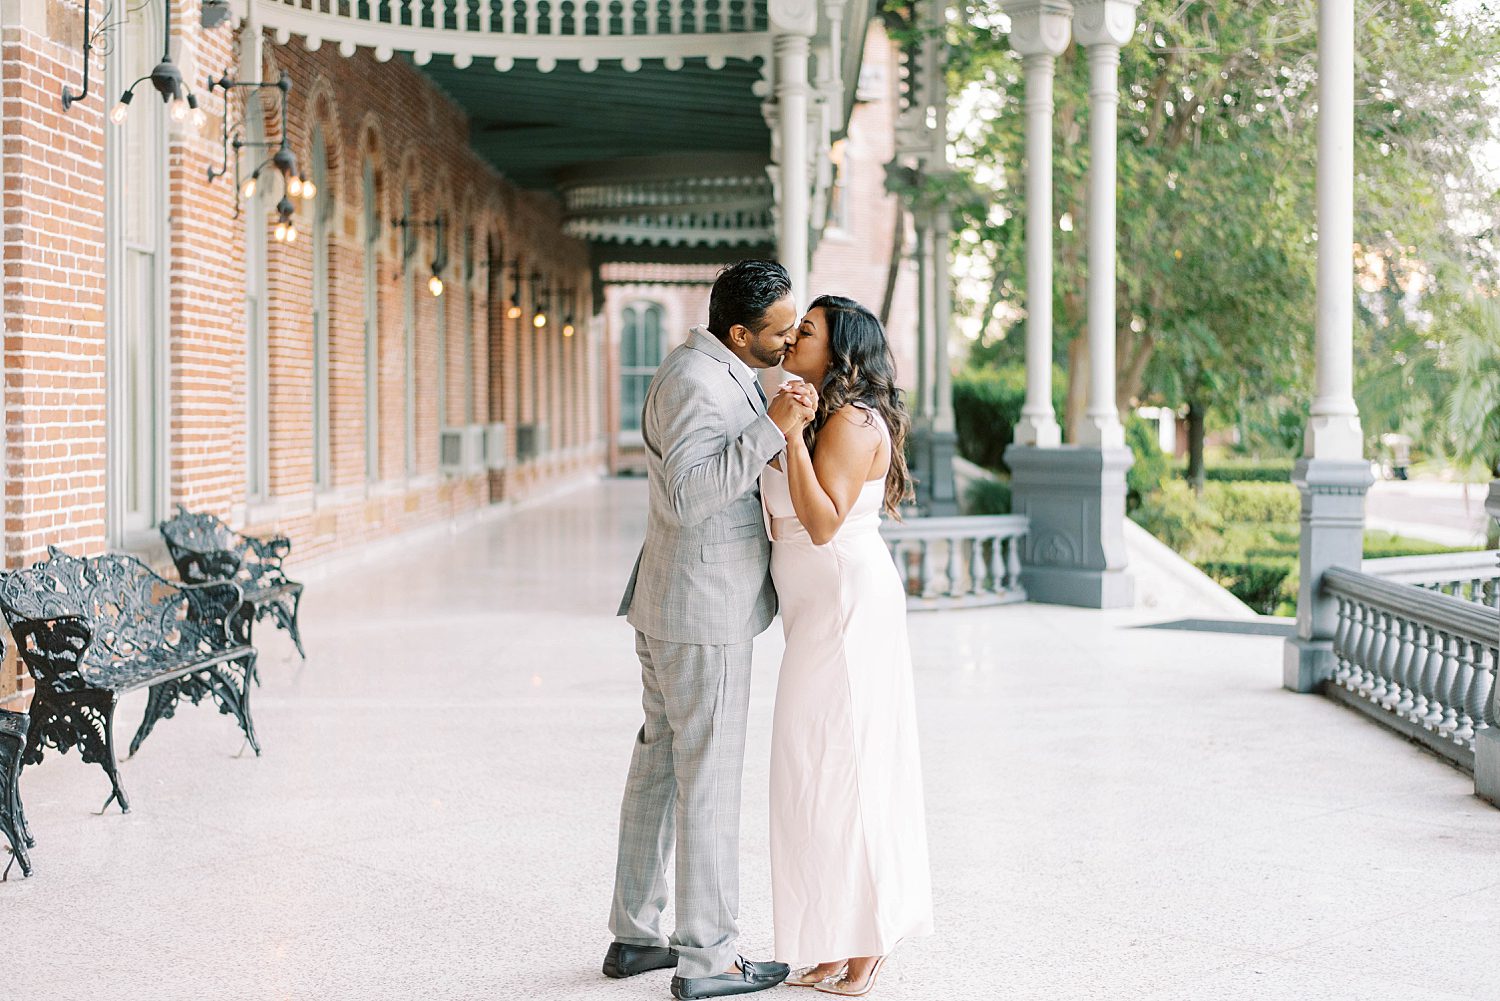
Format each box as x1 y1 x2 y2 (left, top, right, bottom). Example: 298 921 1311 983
762 295 934 996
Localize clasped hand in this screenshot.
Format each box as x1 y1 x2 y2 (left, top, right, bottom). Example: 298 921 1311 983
766 379 818 440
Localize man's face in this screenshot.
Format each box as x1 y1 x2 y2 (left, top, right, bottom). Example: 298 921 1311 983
735 294 799 369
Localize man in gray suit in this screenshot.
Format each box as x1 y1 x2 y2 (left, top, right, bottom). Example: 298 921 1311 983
605 261 814 1000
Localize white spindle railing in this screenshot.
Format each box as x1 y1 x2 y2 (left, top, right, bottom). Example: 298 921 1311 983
881 515 1029 610
1364 550 1500 609
246 0 768 61
1324 565 1500 771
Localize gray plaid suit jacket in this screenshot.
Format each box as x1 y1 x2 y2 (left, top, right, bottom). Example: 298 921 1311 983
618 327 785 645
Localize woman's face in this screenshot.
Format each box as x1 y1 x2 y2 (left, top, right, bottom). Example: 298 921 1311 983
785 307 832 385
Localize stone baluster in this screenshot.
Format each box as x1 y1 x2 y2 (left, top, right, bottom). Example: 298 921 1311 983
1461 639 1491 744
1392 619 1418 717
1421 630 1451 729
1448 638 1476 741
1331 595 1353 686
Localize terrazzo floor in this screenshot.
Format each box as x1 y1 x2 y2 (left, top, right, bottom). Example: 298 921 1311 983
3 478 1498 1001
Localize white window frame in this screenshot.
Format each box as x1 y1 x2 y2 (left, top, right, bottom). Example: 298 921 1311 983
401 187 416 478
619 300 664 445
244 107 270 504
105 1 170 546
311 128 333 492
363 160 379 483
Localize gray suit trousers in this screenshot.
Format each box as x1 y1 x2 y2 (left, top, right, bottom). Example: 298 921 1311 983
610 630 753 979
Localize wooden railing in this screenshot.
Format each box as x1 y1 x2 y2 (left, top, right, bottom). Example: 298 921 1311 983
1324 565 1500 771
881 515 1029 610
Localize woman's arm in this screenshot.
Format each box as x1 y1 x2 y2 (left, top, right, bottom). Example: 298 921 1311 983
782 406 884 546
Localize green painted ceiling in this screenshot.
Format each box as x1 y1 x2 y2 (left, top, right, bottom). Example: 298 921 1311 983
412 55 771 191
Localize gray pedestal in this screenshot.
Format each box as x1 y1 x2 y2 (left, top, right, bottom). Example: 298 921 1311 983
1282 458 1374 693
910 423 959 517
1004 445 1134 609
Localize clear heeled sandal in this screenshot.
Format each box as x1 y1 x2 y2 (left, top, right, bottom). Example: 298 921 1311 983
786 963 849 988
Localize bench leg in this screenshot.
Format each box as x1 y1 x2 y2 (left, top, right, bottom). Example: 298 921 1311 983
26 690 129 814
0 734 31 878
265 592 306 660
129 683 177 758
225 653 261 756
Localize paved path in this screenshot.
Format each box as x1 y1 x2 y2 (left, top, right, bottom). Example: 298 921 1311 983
1367 479 1495 547
3 480 1498 1000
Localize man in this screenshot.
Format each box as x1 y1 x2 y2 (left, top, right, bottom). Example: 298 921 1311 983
606 260 813 1000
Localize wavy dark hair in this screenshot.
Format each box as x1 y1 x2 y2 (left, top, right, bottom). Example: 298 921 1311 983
802 295 913 517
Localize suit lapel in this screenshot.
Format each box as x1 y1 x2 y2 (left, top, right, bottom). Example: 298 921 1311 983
688 328 763 417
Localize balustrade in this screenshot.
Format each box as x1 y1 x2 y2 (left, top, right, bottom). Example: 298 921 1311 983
880 515 1029 610
1325 565 1499 770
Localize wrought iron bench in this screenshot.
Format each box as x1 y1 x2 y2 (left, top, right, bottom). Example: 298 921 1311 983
0 548 260 814
1 704 32 878
159 505 306 658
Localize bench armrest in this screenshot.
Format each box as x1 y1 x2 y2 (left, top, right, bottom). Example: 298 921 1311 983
179 581 249 648
176 547 246 585
9 615 96 694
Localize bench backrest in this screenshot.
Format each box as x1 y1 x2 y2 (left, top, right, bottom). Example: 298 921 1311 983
0 548 188 666
159 505 246 579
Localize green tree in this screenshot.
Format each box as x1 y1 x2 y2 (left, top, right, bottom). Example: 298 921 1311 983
949 0 1500 456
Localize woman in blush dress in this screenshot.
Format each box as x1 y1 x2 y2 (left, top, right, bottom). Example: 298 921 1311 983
761 295 933 997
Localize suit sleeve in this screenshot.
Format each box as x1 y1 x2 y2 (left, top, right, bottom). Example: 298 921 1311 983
651 371 786 529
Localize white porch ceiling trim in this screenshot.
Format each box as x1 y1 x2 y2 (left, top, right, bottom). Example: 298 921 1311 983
235 0 773 69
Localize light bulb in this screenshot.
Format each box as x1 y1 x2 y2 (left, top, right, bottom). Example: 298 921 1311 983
301 179 317 200
563 323 575 337
170 99 188 122
274 221 288 242
192 106 207 129
533 312 547 329
242 176 258 199
429 275 444 297
288 176 303 197
110 101 130 125
506 304 522 320
286 223 299 243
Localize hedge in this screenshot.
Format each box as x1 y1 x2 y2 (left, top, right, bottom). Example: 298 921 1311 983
1181 459 1297 484
952 365 1064 474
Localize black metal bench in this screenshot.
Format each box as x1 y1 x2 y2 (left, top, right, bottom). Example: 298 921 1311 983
159 505 306 658
0 548 260 814
0 704 32 878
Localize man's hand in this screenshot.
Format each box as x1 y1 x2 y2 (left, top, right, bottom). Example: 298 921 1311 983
766 383 817 436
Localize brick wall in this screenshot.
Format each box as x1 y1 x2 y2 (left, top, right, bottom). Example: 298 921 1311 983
0 4 603 702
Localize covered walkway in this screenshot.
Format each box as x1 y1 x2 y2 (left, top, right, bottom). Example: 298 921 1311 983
3 480 1497 1000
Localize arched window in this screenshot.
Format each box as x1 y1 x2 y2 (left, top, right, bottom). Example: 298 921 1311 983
620 301 664 436
244 104 270 503
401 186 416 477
106 0 168 541
311 128 332 491
362 160 379 482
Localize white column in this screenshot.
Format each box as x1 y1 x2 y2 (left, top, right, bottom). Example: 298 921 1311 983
1005 1 1071 447
1073 0 1135 450
1307 0 1363 459
773 23 814 305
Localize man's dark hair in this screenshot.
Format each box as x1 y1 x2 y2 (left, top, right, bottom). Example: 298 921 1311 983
708 260 792 340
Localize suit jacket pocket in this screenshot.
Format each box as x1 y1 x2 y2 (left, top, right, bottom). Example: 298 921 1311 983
701 538 764 564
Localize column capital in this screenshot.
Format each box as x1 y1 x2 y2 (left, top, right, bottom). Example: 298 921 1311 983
1072 0 1138 48
1003 0 1074 58
769 0 818 37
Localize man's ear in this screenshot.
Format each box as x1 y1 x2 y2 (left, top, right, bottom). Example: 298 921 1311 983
728 323 751 347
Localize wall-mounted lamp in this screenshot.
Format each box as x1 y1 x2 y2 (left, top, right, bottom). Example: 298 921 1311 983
503 261 526 319
561 287 577 337
394 213 449 297
206 71 312 244
64 0 204 126
530 273 549 329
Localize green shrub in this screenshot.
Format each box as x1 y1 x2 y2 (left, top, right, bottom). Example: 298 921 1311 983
1131 480 1223 560
1361 531 1464 559
964 478 1012 515
1181 459 1297 484
1126 415 1170 511
952 365 1064 473
1200 556 1299 616
1203 482 1301 524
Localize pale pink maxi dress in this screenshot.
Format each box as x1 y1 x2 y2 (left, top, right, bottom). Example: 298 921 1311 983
760 408 934 966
